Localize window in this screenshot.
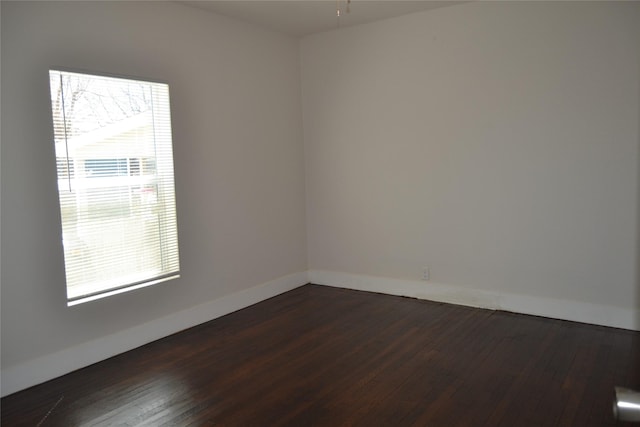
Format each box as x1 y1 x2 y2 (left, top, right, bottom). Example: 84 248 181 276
49 70 180 305
84 158 128 177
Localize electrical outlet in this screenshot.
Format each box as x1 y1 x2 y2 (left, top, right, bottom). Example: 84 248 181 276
422 267 430 281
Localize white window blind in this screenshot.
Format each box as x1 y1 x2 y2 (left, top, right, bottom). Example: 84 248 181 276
49 70 180 305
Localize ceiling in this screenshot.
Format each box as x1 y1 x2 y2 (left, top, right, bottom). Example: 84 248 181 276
179 1 464 37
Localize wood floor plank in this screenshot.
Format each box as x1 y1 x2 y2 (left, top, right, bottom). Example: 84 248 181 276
2 284 638 426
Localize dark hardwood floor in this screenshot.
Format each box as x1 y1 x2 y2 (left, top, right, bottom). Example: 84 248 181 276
2 284 639 426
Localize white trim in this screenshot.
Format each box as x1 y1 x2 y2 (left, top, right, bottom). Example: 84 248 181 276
4 269 637 397
309 270 640 331
0 271 308 397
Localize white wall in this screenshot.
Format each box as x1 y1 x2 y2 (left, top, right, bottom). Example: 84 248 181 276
1 1 307 395
302 1 640 328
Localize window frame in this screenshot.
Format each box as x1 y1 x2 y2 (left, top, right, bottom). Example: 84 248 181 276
49 68 181 306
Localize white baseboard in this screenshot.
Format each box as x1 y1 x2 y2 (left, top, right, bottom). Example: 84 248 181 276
309 270 640 331
3 269 636 397
0 271 308 397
